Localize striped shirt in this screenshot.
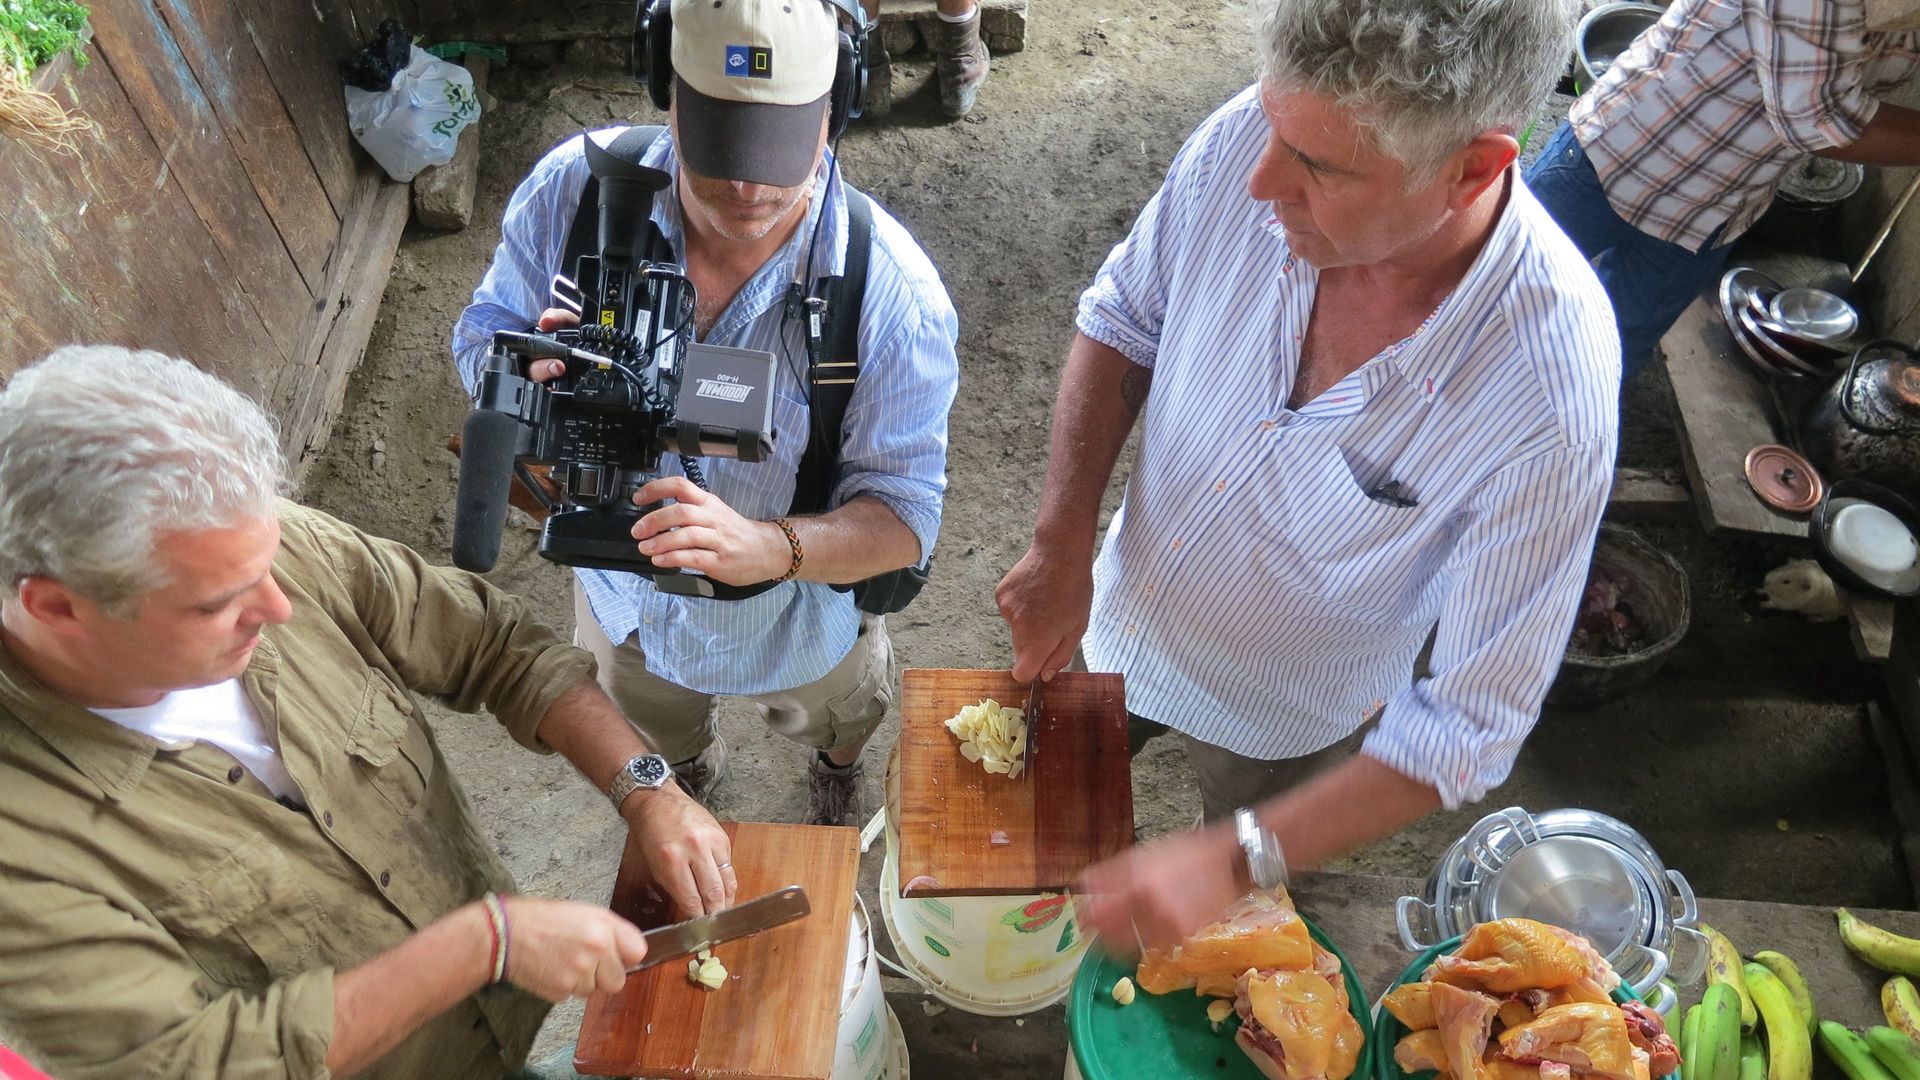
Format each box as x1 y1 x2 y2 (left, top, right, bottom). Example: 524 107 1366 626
1572 0 1920 252
454 129 958 694
1078 86 1620 808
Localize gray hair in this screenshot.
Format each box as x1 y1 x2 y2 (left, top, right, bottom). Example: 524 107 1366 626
0 346 288 612
1259 0 1578 183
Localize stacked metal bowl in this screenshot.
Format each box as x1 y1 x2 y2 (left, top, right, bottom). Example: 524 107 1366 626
1395 806 1708 1012
1718 267 1860 381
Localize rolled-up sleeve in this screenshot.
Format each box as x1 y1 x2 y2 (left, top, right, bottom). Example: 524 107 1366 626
450 136 593 395
287 506 594 751
1362 437 1613 807
1751 0 1879 152
831 252 959 563
1075 110 1225 369
0 869 335 1080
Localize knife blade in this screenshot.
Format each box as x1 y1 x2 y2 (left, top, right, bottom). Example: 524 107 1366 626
627 885 811 971
1022 676 1045 781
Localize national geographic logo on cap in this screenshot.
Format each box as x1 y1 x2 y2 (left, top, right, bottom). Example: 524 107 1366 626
723 44 773 79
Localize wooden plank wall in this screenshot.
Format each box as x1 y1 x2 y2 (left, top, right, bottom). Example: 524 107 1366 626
1837 80 1920 347
0 0 478 475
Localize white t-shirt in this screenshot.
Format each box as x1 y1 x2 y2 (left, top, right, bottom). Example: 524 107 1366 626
90 678 301 802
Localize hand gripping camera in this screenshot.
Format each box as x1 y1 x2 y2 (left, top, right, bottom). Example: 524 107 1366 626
451 135 779 599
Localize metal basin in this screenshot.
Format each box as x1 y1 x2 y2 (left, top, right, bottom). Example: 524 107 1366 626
1771 287 1860 343
1483 835 1647 958
1576 3 1663 88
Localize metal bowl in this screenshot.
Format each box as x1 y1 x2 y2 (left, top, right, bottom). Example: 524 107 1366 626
1738 304 1827 377
1480 835 1648 957
1575 3 1664 88
1770 287 1860 343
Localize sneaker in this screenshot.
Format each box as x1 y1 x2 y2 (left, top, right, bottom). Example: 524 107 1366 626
929 10 990 119
805 753 864 828
671 735 728 801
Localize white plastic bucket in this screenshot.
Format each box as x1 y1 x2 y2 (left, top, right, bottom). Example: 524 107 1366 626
878 822 1091 1017
835 895 906 1080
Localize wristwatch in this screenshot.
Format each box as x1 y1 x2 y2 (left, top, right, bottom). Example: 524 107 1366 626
1235 807 1289 889
608 754 673 809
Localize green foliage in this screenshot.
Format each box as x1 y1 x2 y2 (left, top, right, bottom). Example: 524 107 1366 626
0 0 90 80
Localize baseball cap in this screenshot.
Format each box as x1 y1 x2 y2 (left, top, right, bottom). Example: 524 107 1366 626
671 0 840 187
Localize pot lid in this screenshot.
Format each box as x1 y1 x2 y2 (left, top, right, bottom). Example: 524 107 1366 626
1744 444 1824 513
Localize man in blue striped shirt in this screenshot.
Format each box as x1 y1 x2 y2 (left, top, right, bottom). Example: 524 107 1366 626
453 0 958 830
998 0 1620 945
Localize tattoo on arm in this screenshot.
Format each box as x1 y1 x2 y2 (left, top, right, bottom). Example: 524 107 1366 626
1120 364 1152 415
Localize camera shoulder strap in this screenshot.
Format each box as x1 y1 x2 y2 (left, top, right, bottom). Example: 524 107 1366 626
790 187 873 516
560 126 667 279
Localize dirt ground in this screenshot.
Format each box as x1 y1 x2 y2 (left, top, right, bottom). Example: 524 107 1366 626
299 0 1911 1070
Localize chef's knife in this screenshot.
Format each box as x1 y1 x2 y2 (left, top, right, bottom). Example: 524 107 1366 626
627 885 811 971
1022 676 1045 781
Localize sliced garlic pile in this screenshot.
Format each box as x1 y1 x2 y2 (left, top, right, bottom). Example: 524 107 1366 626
687 948 728 990
944 698 1027 778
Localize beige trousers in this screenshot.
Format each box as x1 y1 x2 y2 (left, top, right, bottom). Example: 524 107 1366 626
572 582 894 764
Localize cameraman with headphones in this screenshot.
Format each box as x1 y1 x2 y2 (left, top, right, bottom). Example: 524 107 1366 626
453 0 959 828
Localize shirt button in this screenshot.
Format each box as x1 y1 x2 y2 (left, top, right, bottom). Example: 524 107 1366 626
1214 480 1227 493
226 765 244 784
380 870 392 887
1260 420 1276 431
1125 624 1137 636
1170 539 1183 551
323 810 334 828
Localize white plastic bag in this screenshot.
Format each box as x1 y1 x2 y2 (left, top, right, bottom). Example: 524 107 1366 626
344 46 480 182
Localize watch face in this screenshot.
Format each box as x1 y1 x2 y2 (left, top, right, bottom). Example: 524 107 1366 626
629 755 669 789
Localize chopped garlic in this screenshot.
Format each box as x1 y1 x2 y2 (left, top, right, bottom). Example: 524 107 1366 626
691 955 728 990
1207 999 1234 1031
1112 977 1136 1006
945 699 1027 778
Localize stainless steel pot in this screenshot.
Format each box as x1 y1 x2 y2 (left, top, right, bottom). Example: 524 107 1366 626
1802 340 1920 497
1397 806 1707 1004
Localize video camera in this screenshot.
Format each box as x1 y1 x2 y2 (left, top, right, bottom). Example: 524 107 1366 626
451 135 779 599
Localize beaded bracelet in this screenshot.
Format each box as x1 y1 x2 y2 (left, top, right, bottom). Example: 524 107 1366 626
771 517 804 582
481 892 510 985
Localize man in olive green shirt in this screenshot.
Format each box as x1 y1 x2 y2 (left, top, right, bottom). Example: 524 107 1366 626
0 346 738 1079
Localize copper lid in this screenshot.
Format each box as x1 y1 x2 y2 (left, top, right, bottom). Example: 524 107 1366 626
1745 444 1824 513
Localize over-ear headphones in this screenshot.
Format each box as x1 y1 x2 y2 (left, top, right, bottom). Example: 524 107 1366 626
633 0 869 142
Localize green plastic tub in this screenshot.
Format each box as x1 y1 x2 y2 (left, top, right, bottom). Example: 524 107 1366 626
1066 917 1373 1080
1371 936 1677 1080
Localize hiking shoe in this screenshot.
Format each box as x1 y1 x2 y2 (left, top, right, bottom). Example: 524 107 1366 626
929 10 990 119
671 735 728 802
805 754 864 828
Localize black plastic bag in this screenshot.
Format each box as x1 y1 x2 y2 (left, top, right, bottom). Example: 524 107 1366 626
339 20 415 93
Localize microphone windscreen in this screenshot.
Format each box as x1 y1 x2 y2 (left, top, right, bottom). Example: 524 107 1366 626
451 409 522 572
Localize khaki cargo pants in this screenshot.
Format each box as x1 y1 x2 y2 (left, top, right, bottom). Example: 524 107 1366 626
572 582 894 765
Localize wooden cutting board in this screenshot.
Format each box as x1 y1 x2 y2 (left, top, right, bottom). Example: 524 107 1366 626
574 821 859 1079
894 668 1133 898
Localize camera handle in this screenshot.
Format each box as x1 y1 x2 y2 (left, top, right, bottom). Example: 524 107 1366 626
538 506 778 601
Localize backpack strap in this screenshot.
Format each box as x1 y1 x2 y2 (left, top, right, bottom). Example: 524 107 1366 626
789 187 873 516
561 126 667 282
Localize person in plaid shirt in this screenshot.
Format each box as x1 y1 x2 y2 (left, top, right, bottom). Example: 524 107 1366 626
1526 0 1920 379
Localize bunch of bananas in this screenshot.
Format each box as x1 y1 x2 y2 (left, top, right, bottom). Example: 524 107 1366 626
1672 919 1920 1080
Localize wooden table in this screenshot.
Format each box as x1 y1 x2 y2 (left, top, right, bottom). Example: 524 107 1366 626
1658 248 1898 662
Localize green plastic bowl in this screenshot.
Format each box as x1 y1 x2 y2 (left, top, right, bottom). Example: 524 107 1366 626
1371 936 1677 1080
1067 916 1374 1080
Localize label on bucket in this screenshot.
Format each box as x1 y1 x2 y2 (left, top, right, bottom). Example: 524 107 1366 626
998 895 1068 935
852 1009 880 1061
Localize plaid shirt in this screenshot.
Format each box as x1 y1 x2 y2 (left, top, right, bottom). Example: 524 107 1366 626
1572 0 1920 251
